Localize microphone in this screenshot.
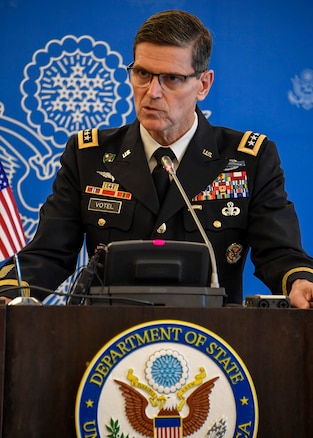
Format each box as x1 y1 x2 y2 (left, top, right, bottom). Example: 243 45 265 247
66 244 106 305
161 155 220 288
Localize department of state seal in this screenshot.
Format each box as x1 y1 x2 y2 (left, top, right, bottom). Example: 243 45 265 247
76 320 258 437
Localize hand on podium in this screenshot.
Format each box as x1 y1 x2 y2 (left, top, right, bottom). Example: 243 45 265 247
289 279 313 309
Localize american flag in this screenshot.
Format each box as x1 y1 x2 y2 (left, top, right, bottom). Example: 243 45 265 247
0 161 26 261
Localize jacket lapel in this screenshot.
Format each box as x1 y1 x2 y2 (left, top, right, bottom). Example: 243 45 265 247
103 121 160 214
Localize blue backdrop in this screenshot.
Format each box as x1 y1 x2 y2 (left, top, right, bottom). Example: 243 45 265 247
1 0 312 303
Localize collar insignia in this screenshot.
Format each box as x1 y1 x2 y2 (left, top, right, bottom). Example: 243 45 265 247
122 149 131 158
202 149 213 158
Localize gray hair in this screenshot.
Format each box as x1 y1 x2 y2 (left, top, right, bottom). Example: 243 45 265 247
133 10 213 72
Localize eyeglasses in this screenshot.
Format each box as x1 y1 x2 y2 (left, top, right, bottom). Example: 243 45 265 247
127 63 203 91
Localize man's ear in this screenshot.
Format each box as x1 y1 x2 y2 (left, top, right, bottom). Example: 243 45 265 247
197 69 214 101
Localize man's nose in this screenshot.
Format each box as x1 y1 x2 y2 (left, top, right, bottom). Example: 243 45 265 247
146 75 163 97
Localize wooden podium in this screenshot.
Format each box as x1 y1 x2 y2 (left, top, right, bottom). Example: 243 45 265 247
0 305 312 437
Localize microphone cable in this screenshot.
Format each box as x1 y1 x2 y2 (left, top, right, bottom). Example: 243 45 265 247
0 285 156 306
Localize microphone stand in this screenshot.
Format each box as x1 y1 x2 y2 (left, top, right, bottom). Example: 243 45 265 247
162 156 220 288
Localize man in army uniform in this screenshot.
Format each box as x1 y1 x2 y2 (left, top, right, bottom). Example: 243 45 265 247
1 10 313 307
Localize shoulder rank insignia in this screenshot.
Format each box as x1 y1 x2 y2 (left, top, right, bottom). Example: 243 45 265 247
78 128 99 149
0 264 15 279
237 131 267 157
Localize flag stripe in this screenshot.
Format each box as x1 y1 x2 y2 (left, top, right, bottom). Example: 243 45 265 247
0 164 26 262
0 193 16 259
0 190 22 251
0 193 20 252
1 187 25 246
156 427 181 438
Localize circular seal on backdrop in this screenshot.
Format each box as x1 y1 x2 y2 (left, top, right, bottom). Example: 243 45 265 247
76 320 258 437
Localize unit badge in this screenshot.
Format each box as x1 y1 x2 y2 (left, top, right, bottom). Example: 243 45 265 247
103 153 116 163
76 320 258 437
226 243 243 264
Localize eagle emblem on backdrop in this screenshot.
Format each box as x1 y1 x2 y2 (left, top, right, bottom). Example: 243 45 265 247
0 35 133 302
76 320 258 438
288 68 313 110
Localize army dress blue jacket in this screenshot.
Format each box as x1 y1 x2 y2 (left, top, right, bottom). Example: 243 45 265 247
1 108 313 304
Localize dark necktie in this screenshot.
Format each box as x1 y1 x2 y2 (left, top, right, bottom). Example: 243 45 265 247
152 147 176 204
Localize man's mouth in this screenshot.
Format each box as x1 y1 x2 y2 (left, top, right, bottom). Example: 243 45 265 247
143 106 162 113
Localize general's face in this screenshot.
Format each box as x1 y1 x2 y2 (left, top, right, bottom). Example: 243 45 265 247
131 42 214 145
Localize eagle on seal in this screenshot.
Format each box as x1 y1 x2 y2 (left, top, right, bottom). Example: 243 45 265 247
114 376 219 437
